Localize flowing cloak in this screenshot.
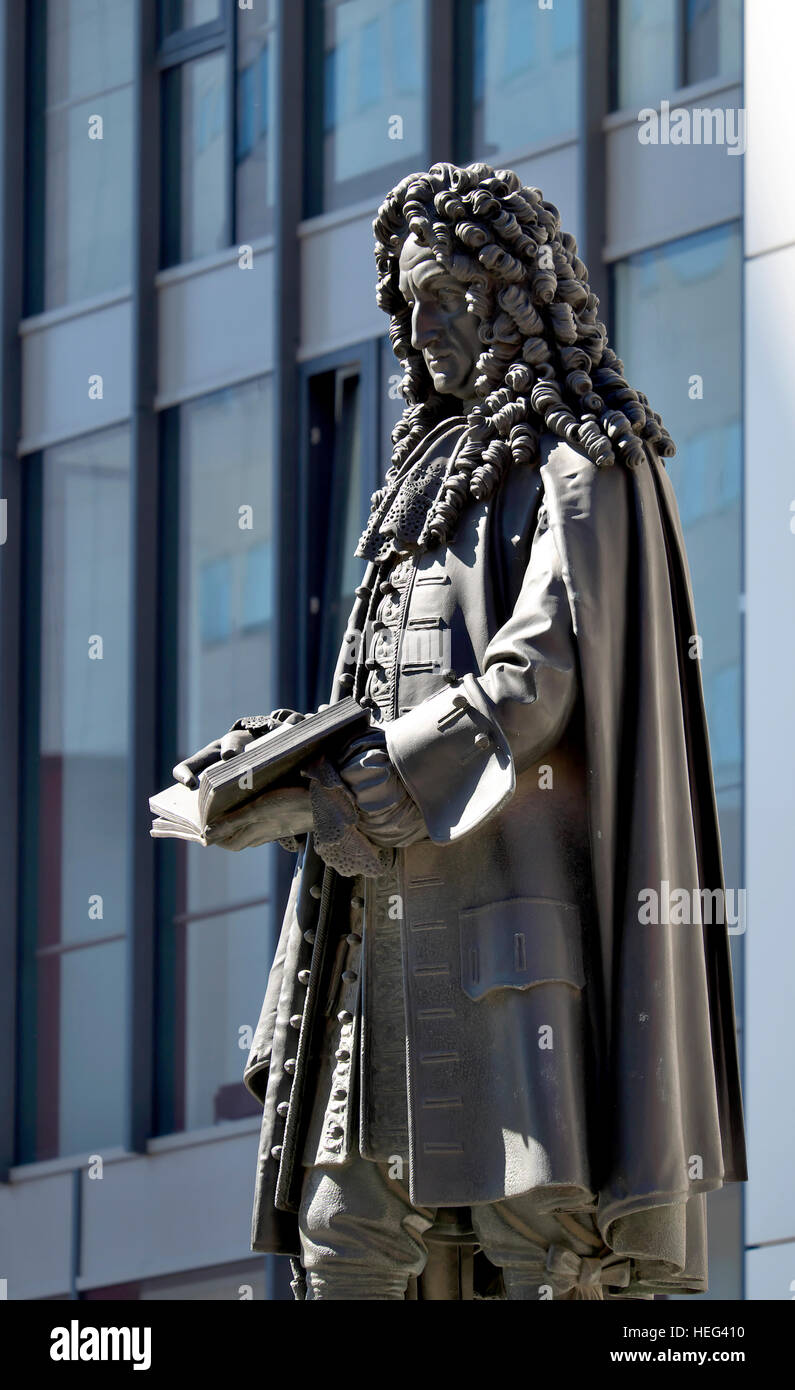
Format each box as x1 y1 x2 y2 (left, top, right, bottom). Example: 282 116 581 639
242 432 747 1280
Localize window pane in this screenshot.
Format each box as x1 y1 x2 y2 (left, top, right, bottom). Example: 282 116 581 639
37 0 134 308
470 0 580 160
183 905 273 1130
318 0 427 212
58 941 127 1156
613 224 742 807
236 0 276 239
615 0 678 110
161 0 221 36
44 87 134 306
23 427 131 1161
686 0 742 86
159 378 277 1133
47 0 134 104
163 51 229 265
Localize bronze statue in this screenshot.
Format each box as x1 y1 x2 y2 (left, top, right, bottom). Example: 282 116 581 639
173 163 747 1300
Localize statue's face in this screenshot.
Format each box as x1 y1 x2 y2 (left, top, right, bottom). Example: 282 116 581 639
398 233 482 399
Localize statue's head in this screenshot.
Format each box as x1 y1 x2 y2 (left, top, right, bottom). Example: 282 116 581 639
371 162 674 549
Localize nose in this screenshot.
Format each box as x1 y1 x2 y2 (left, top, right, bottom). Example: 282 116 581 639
411 300 443 352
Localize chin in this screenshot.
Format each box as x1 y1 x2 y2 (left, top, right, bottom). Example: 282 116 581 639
432 371 461 394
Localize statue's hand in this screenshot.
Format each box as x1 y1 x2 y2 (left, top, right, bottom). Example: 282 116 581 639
172 709 307 789
209 787 313 852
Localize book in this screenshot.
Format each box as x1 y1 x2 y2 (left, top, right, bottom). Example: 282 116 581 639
149 697 369 846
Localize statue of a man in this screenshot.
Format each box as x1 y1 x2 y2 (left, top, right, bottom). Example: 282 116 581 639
174 163 747 1300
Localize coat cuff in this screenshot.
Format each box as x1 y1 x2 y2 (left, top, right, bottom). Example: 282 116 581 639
384 674 515 844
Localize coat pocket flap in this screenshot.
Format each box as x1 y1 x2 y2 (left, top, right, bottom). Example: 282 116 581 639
459 897 584 1000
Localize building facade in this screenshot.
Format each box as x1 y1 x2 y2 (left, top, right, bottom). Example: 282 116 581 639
0 0 791 1300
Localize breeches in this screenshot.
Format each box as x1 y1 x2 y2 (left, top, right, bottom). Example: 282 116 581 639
298 1153 645 1301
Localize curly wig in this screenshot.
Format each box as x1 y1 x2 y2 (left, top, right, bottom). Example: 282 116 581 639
369 161 675 550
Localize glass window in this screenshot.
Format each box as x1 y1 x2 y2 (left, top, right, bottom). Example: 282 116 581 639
465 0 580 161
33 0 135 309
304 361 379 706
685 0 742 87
613 223 742 832
157 378 277 1134
236 0 276 240
19 427 131 1162
312 0 428 214
161 0 222 38
162 50 229 265
615 0 742 111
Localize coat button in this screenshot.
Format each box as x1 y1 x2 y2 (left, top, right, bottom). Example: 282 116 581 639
277 1101 289 1117
289 1014 302 1030
271 1145 283 1159
342 970 357 983
474 732 491 751
346 932 362 945
337 1010 353 1024
284 1059 296 1073
297 969 310 985
309 884 322 899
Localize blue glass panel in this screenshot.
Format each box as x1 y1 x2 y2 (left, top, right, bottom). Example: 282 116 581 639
358 18 382 109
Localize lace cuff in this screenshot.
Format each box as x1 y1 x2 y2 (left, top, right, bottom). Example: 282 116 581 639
302 758 394 879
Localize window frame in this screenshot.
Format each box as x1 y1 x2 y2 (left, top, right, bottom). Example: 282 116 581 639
608 0 742 112
296 341 380 710
158 0 236 267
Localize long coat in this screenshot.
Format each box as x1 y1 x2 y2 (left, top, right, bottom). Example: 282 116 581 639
243 429 747 1262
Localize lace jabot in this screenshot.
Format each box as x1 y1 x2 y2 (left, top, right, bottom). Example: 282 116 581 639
355 416 468 565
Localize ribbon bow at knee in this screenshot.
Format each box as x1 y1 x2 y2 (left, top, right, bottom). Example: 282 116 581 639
545 1246 633 1300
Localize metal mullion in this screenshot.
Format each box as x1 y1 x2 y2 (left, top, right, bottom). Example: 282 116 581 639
226 0 236 246
1 0 30 1177
36 934 127 959
157 19 227 70
127 0 162 1156
578 0 610 321
675 0 688 91
452 0 475 162
173 895 272 926
427 0 454 165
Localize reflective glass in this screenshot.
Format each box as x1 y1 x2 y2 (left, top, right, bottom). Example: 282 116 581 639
47 0 134 103
160 378 276 1132
236 0 276 239
25 426 131 1160
686 0 742 87
161 0 221 36
470 0 580 159
163 51 229 264
41 0 134 307
319 0 427 211
615 0 678 110
44 87 134 306
616 0 742 110
613 224 743 816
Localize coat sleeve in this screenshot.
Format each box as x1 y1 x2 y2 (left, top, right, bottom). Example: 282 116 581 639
384 519 578 844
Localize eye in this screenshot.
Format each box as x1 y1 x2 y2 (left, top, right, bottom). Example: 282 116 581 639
438 287 462 311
